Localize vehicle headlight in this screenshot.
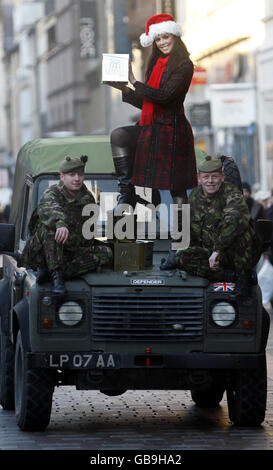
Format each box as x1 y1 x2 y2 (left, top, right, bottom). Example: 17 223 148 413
58 301 83 326
42 296 52 306
211 302 236 327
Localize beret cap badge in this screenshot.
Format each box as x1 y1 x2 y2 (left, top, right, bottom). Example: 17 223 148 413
197 155 222 173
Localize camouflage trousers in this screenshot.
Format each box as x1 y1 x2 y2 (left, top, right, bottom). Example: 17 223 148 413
174 234 262 281
21 228 113 279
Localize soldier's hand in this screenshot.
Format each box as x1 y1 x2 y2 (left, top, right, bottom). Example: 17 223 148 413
55 227 69 244
209 251 220 271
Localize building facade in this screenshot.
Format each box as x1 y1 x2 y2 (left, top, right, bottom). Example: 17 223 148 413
0 0 145 170
257 0 273 190
2 0 270 192
179 0 266 187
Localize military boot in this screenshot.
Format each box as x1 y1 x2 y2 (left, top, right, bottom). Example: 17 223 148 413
223 269 257 300
223 269 237 283
235 270 257 300
51 270 67 295
233 275 252 300
160 250 177 270
160 193 186 270
36 267 51 284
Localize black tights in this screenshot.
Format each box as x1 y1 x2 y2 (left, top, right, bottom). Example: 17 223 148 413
110 126 142 156
110 125 188 201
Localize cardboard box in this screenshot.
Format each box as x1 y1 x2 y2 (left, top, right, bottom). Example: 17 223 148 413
113 240 154 271
102 53 129 83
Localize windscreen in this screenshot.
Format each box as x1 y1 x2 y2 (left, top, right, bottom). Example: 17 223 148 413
36 175 175 241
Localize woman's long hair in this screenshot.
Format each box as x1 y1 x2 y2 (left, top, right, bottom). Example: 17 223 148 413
145 36 191 82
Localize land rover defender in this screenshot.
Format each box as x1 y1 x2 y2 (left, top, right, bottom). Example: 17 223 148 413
0 136 270 431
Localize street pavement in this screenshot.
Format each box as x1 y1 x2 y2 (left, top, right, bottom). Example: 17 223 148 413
1 306 273 452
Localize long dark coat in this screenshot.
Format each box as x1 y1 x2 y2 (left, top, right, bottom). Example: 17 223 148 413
122 59 197 191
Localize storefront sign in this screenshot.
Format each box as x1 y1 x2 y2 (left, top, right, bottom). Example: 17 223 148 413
80 0 98 59
191 67 207 86
210 84 256 127
188 102 211 127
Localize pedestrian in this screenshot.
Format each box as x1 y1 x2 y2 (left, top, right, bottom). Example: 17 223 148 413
163 156 262 299
20 155 113 295
108 13 197 212
242 181 265 221
264 189 273 266
0 202 5 223
254 189 271 210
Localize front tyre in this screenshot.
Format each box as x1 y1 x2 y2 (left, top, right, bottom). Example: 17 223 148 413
226 356 267 426
0 331 15 410
14 331 54 431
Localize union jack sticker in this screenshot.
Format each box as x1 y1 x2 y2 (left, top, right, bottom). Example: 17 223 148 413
213 282 236 292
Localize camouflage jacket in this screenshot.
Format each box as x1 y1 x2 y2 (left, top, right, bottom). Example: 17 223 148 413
189 181 255 253
28 181 95 248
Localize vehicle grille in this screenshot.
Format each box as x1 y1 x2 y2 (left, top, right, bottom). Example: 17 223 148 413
92 293 204 342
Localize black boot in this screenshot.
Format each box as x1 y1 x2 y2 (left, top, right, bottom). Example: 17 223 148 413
113 155 136 210
160 250 177 270
51 270 67 295
234 275 252 300
223 269 257 300
160 193 186 270
236 270 257 299
135 189 161 207
36 267 51 284
223 269 237 283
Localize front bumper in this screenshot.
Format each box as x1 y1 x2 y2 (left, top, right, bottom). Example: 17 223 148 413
27 351 266 370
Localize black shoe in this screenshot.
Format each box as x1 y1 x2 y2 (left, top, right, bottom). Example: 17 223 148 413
51 270 67 295
160 250 176 270
36 267 51 284
234 275 252 300
223 269 237 283
246 269 258 286
224 269 256 299
115 191 136 209
135 189 161 207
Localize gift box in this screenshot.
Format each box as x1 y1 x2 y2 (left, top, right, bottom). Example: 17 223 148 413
102 53 129 83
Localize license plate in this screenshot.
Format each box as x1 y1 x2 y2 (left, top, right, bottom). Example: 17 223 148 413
47 353 119 369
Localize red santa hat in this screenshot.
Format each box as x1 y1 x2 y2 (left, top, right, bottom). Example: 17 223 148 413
140 14 182 48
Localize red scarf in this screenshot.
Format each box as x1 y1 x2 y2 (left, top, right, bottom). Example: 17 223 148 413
139 56 169 126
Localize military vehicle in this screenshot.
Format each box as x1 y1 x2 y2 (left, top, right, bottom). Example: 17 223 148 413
0 136 270 431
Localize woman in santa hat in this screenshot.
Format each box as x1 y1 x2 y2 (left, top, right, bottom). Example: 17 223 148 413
109 14 197 240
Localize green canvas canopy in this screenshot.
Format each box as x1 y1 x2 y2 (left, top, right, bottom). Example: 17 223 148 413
14 135 115 177
10 135 115 228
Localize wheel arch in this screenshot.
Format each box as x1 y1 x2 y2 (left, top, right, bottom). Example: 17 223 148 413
13 299 31 352
260 307 270 352
0 277 11 335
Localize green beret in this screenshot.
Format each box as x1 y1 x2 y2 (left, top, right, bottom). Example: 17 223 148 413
198 155 222 173
60 155 88 174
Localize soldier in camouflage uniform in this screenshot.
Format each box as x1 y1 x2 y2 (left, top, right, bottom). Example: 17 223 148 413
21 155 113 295
173 156 262 298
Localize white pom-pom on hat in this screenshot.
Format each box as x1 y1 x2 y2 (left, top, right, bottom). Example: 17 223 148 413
140 32 154 47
